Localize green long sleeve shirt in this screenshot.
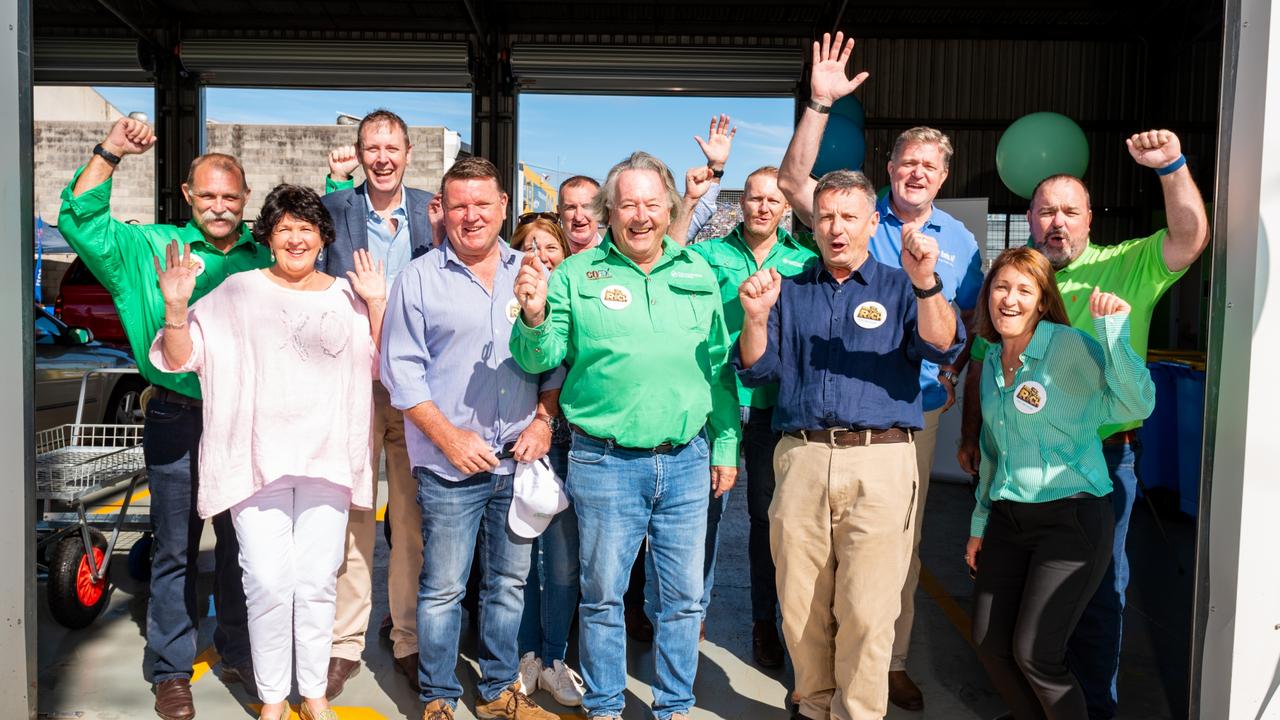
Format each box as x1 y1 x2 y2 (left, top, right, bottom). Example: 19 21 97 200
510 234 741 466
57 167 272 398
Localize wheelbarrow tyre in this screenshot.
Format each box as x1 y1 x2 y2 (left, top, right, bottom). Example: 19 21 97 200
127 532 153 582
48 528 110 629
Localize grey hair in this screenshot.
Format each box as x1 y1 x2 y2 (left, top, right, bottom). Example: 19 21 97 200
890 126 954 169
590 151 682 225
812 170 877 213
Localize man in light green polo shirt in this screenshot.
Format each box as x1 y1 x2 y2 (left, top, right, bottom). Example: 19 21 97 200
957 129 1209 720
58 116 271 720
510 151 739 720
686 165 815 669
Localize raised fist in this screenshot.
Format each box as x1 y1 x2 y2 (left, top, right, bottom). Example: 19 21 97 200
514 251 550 326
103 117 156 157
329 144 360 180
1126 130 1182 170
739 268 783 319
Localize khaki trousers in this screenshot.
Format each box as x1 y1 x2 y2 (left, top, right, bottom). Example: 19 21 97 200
331 383 424 661
890 407 943 671
771 434 918 720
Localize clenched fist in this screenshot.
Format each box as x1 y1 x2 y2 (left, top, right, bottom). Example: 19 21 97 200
900 221 940 290
1089 287 1131 319
514 251 550 326
329 144 360 181
102 117 156 158
739 268 783 319
1126 129 1182 170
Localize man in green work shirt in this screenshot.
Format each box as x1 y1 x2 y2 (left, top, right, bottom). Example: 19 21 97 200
686 165 814 669
510 151 739 720
957 129 1209 720
58 117 272 720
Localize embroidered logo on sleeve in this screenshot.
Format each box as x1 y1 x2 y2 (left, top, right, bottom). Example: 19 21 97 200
853 301 887 329
600 284 632 310
1013 381 1047 414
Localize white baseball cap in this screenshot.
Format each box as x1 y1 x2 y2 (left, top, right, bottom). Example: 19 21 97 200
508 457 569 539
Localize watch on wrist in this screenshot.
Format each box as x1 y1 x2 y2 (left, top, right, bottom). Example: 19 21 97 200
708 166 725 179
536 414 558 431
939 369 960 385
805 99 832 114
912 272 944 299
93 143 122 166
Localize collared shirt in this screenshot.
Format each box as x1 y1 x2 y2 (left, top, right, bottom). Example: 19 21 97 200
509 233 741 466
381 239 563 481
364 188 412 281
689 224 817 408
58 167 273 399
870 196 984 411
735 255 965 433
971 229 1185 437
972 317 1155 537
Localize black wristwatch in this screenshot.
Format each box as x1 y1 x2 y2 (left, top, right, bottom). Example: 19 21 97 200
708 165 725 179
93 143 122 166
939 369 960 385
912 272 944 299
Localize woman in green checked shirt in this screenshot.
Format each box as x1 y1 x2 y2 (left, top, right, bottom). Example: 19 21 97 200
965 247 1155 720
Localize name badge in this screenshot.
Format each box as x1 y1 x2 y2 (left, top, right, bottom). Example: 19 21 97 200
1013 381 1047 414
505 297 521 324
600 284 632 310
853 301 887 329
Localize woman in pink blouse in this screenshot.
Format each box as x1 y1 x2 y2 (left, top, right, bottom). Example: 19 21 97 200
152 184 384 720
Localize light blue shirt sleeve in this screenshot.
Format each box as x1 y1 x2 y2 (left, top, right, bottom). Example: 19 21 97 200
955 240 985 312
686 183 721 242
379 264 434 410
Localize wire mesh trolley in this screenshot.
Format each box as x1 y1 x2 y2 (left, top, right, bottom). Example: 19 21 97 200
36 368 150 628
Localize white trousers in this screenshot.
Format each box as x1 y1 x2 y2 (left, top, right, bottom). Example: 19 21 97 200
231 476 351 703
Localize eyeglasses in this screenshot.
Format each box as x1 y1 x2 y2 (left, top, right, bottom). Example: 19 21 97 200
517 211 560 226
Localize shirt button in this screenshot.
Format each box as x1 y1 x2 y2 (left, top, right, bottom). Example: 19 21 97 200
651 299 657 305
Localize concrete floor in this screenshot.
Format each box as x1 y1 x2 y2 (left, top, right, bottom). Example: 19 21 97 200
35 474 1195 720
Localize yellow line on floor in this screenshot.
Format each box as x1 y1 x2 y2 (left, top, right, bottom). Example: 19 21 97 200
250 705 388 719
376 503 387 522
89 487 150 515
918 565 976 650
191 645 219 684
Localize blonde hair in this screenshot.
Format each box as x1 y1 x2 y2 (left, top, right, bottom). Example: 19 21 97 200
891 127 954 169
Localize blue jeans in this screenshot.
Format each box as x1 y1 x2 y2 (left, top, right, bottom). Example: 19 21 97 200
1067 439 1140 719
416 469 533 705
144 398 250 682
568 431 710 720
517 441 581 662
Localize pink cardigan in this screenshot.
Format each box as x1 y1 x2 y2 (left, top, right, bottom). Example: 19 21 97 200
151 270 376 518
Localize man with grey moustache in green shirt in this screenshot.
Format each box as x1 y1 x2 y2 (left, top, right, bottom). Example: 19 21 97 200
510 151 739 720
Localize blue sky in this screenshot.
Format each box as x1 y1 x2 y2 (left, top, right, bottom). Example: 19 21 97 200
93 86 794 188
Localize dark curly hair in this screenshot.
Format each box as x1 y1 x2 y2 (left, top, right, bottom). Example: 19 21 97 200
253 184 336 247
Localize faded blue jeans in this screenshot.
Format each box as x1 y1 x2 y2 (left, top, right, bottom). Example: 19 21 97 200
1067 438 1141 719
568 430 710 720
415 469 533 706
517 441 580 662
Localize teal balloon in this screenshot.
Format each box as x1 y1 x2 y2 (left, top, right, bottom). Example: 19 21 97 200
996 112 1089 199
876 185 890 201
831 95 865 128
813 115 866 176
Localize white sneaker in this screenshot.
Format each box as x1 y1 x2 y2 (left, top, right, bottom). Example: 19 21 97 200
518 652 544 696
539 659 585 707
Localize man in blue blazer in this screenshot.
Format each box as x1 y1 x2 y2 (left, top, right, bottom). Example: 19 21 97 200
320 109 435 700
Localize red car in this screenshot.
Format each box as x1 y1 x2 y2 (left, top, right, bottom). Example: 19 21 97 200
54 257 127 346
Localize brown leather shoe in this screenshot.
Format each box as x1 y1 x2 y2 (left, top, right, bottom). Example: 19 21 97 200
752 620 784 669
699 621 706 641
475 682 558 719
325 656 361 701
422 699 455 720
218 662 259 699
154 677 195 720
394 652 422 691
888 669 924 711
624 604 653 642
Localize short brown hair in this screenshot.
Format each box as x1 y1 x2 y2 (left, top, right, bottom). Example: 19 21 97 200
186 152 248 193
356 109 410 151
890 127 954 169
558 175 599 197
1031 173 1092 210
975 247 1070 343
812 169 876 212
441 156 506 195
511 217 571 258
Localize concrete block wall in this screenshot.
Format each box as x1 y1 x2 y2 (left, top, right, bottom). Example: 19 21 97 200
34 121 156 225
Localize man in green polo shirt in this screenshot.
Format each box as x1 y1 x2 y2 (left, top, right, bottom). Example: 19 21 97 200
686 165 814 669
957 129 1209 720
58 117 272 720
510 150 739 720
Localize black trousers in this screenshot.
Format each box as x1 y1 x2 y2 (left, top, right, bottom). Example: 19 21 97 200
972 494 1114 720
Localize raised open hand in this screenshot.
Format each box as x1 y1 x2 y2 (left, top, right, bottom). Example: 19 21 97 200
153 239 198 308
694 114 736 170
346 249 386 304
810 31 870 105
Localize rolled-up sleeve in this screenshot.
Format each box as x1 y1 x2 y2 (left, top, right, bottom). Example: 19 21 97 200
380 265 434 410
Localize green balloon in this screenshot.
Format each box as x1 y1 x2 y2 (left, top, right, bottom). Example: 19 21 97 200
876 185 890 201
996 112 1089 200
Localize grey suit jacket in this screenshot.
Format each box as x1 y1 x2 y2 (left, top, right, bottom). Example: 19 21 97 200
319 182 435 277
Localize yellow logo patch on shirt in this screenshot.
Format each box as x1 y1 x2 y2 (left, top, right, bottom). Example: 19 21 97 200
600 284 632 310
505 297 521 324
1013 380 1047 414
853 301 887 329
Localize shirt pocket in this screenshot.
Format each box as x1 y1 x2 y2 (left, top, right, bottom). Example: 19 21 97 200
574 283 632 340
668 276 718 333
706 255 750 304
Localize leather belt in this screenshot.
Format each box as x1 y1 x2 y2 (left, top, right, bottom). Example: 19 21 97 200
151 387 202 409
569 424 681 454
786 427 913 447
1102 429 1138 447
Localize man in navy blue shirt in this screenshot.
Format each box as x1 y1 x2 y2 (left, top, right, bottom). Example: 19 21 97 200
736 168 963 720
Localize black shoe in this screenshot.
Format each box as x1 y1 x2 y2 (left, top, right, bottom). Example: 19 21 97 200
624 605 654 643
752 620 784 669
218 662 259 699
888 669 924 711
378 613 393 644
